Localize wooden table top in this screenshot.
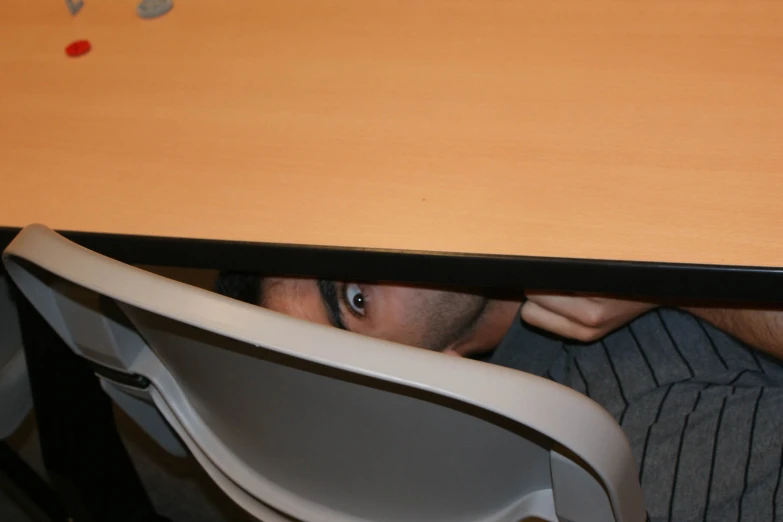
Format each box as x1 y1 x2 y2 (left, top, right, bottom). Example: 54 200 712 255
2 0 781 268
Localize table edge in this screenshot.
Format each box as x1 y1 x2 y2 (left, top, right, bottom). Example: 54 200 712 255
1 227 780 303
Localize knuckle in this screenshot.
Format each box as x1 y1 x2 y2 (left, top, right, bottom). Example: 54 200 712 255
572 327 602 343
580 307 606 328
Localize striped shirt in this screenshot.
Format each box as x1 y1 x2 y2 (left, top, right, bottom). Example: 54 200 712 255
489 308 783 521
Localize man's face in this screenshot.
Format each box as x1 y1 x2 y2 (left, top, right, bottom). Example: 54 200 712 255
261 277 519 356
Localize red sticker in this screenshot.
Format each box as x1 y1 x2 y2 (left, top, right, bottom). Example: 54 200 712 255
65 40 91 57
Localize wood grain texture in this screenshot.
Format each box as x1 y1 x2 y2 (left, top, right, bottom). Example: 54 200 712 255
1 0 781 266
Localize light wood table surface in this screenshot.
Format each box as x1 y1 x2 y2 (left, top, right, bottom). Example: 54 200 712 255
2 6 781 522
1 0 781 298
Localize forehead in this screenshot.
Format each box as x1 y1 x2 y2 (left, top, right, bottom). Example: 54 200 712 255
263 277 331 326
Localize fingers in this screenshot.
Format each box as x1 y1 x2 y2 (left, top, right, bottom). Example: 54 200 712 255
524 294 608 327
521 294 657 342
521 299 603 342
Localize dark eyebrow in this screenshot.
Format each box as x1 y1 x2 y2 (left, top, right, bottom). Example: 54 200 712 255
316 280 347 330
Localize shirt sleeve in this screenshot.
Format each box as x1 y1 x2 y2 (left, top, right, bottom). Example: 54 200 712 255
488 308 570 383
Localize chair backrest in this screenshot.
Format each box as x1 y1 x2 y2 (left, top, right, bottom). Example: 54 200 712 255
0 275 32 439
3 225 646 522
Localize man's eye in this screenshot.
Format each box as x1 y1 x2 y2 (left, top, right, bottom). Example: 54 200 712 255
343 283 366 317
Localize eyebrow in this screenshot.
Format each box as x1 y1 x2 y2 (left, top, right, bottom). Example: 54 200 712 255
316 280 347 330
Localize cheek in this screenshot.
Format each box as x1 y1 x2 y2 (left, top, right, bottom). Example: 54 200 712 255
376 290 439 344
370 312 430 347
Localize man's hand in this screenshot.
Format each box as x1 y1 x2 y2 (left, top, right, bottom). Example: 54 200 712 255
520 294 657 342
520 294 783 360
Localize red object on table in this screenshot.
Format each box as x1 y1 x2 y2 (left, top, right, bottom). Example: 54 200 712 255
65 40 91 57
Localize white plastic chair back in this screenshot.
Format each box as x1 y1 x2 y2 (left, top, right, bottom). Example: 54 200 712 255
0 275 32 439
3 225 646 522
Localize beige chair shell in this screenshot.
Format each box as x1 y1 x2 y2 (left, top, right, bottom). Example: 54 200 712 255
3 225 646 522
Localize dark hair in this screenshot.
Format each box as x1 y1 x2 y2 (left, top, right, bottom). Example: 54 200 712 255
214 271 263 305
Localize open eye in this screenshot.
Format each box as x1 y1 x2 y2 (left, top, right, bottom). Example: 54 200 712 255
343 283 366 317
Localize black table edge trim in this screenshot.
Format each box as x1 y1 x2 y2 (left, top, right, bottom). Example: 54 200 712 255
1 226 781 303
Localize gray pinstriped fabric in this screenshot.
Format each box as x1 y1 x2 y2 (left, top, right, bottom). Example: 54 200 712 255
490 308 783 522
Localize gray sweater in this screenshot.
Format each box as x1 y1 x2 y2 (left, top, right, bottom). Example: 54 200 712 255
490 308 783 522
